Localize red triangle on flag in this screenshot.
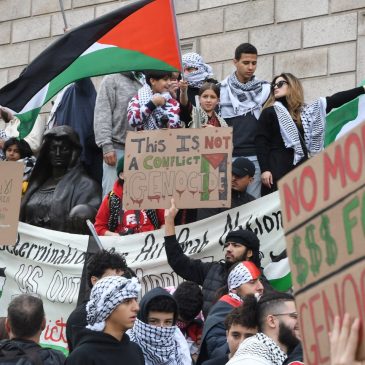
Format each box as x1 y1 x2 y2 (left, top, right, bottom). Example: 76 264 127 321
98 0 181 70
202 153 227 170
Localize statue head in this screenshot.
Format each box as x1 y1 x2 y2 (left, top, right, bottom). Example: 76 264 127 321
26 126 82 188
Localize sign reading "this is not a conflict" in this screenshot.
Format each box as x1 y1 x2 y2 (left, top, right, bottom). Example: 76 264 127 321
123 127 233 209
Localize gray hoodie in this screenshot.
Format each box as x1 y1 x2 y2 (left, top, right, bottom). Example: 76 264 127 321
94 72 143 154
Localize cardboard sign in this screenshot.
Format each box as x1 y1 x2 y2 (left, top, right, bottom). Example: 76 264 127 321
278 121 365 365
0 162 23 246
123 128 233 209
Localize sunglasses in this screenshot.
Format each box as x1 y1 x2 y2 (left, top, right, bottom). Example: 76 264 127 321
271 80 288 90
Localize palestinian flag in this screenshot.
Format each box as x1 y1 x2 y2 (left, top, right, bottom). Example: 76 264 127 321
325 80 365 146
264 258 292 292
0 0 181 138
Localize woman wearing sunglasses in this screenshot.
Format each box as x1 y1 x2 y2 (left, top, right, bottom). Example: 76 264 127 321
255 72 365 195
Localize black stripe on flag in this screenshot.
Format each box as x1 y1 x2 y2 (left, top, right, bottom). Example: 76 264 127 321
0 0 153 112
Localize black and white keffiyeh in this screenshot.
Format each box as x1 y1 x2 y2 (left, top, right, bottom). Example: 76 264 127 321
182 52 213 88
190 106 228 128
86 276 140 331
220 72 270 119
128 318 183 365
274 97 326 165
138 83 171 130
228 261 260 302
230 332 287 365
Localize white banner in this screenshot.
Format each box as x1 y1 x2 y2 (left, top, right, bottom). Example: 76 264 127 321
0 192 285 354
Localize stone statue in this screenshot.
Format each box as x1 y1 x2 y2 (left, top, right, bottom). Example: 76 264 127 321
20 125 101 233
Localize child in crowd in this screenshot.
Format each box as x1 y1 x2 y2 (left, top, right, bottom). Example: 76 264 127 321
127 70 181 130
94 157 164 236
180 81 228 128
128 287 191 365
2 137 36 193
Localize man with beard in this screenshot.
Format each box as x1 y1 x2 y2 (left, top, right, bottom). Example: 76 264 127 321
164 199 262 317
227 292 299 365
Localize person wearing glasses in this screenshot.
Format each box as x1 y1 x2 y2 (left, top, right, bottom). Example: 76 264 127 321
227 291 300 365
255 73 365 195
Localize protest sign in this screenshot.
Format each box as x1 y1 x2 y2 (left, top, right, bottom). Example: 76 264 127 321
278 121 365 364
0 161 23 245
0 192 286 354
123 128 233 209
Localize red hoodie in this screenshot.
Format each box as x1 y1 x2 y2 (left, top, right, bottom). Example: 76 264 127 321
94 180 164 236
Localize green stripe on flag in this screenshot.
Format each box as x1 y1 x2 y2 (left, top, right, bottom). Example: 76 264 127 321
17 48 179 138
200 157 210 201
268 271 292 292
40 343 68 356
325 98 359 147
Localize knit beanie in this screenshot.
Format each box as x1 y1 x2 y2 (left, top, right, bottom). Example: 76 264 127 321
228 261 261 291
225 229 260 251
86 276 140 331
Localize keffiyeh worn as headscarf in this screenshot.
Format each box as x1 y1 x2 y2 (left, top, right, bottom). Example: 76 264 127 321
274 98 327 165
220 72 270 119
86 276 141 331
228 261 261 302
182 52 213 88
128 319 183 365
137 84 172 130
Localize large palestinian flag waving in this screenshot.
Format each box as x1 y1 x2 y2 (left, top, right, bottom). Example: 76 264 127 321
0 0 182 138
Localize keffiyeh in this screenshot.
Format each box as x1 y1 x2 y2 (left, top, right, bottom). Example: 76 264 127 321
274 97 326 165
128 318 183 365
182 52 213 88
137 83 172 130
220 72 270 119
86 276 140 331
228 261 261 302
231 332 287 365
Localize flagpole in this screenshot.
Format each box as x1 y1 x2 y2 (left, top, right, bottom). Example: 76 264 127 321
58 0 69 31
169 0 185 80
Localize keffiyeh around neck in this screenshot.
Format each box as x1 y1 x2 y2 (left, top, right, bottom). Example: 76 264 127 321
220 72 270 119
274 97 326 165
128 318 183 365
138 83 172 130
86 276 140 331
233 332 287 365
182 52 213 88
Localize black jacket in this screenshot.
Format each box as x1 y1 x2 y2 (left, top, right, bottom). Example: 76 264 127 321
65 329 144 365
282 343 304 365
197 189 255 221
256 86 365 195
65 301 87 353
0 339 65 365
164 235 228 317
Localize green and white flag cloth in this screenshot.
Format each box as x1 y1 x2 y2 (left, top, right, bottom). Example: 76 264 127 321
325 80 365 146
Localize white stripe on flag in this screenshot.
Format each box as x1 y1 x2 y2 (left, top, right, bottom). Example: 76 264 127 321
17 83 49 114
264 257 290 281
81 42 115 57
336 95 365 140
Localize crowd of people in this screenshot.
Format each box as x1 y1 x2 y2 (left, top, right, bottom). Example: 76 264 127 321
0 40 364 364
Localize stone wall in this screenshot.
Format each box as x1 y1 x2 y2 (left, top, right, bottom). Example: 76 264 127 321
0 0 364 108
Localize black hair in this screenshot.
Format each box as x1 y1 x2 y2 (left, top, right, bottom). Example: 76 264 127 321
144 70 172 87
7 294 45 338
234 43 258 60
224 299 258 330
87 250 129 288
257 291 294 331
146 295 178 323
0 317 9 340
198 80 220 98
3 138 33 159
173 281 203 322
